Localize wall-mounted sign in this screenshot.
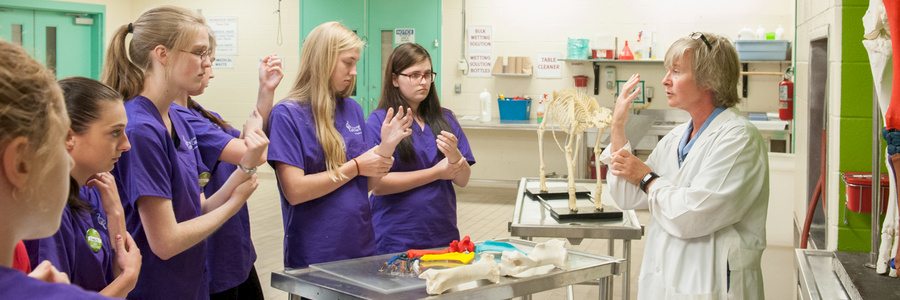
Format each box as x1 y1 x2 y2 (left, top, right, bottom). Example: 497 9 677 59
394 28 415 45
206 16 238 55
212 56 234 69
535 52 562 79
467 26 492 78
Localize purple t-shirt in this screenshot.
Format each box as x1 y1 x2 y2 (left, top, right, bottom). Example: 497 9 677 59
365 108 476 254
0 266 116 299
111 96 209 299
23 186 114 292
267 98 376 268
174 102 257 293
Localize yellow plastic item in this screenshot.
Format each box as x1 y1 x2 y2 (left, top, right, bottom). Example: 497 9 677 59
420 252 475 264
420 261 467 269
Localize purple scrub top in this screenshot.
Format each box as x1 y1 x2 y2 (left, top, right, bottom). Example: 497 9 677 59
0 266 116 299
111 95 209 299
174 103 257 293
266 98 376 268
23 186 114 292
365 108 475 254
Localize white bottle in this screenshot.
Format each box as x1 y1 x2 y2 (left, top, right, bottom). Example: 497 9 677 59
756 25 766 40
775 24 784 40
480 89 492 123
738 25 756 40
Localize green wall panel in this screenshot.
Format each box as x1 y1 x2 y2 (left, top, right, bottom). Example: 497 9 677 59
840 63 875 118
837 226 873 252
842 6 868 63
839 117 875 171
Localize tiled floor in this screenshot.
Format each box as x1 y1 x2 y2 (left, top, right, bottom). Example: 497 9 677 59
248 177 794 300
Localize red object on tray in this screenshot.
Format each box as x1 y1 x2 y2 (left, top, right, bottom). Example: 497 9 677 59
842 172 890 214
406 236 474 258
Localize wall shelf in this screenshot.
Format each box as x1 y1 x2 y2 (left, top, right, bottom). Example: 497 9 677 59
492 73 532 77
559 58 664 64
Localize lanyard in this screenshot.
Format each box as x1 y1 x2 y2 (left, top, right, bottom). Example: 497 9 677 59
677 107 725 167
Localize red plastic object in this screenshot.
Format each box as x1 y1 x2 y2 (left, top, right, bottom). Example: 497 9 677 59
842 172 890 213
574 75 588 87
619 41 634 60
883 0 900 129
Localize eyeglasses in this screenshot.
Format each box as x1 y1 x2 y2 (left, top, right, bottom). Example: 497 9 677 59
690 32 712 51
180 49 210 61
396 71 436 83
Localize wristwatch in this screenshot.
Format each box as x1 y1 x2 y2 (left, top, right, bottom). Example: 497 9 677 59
640 172 659 193
238 164 257 176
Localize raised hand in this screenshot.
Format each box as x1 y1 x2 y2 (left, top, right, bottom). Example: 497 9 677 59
239 114 270 170
376 106 413 157
243 106 265 133
436 131 463 163
434 157 464 180
86 172 120 212
612 74 642 127
259 54 284 92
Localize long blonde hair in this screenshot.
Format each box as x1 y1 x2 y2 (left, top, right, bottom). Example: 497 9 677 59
0 40 68 199
287 22 364 181
101 5 207 100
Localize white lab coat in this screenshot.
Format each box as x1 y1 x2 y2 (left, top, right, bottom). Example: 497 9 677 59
601 107 769 300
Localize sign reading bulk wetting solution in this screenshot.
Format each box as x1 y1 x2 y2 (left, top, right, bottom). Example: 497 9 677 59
535 52 562 78
394 28 415 45
206 16 238 56
467 26 492 77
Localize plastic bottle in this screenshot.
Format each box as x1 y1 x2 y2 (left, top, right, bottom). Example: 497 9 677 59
480 89 492 123
756 25 765 40
775 24 784 40
536 94 546 123
738 25 756 40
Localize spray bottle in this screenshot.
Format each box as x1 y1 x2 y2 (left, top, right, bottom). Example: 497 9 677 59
536 94 546 123
480 89 492 123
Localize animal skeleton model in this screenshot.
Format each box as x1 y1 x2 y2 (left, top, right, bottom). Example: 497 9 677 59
538 88 613 212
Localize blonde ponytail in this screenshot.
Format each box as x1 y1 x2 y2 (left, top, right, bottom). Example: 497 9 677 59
101 24 144 100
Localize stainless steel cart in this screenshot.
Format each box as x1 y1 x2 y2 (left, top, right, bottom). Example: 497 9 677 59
509 177 644 300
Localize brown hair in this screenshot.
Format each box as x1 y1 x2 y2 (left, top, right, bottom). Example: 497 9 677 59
0 40 68 200
101 5 208 101
58 77 123 215
377 43 449 163
664 32 741 108
286 21 364 181
187 32 232 131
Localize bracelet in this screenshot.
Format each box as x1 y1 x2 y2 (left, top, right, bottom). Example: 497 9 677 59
238 164 257 176
639 172 659 193
352 158 360 175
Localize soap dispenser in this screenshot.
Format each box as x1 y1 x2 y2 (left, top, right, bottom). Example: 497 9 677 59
756 25 766 40
775 24 784 40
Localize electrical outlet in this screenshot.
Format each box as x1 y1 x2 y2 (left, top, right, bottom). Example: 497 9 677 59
645 86 654 98
454 83 462 94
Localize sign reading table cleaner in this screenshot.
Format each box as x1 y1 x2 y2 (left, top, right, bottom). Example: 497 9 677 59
535 52 562 79
467 26 492 78
206 16 238 56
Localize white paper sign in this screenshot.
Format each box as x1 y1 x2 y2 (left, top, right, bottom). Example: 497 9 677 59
212 56 234 69
535 52 562 78
206 16 238 56
394 28 415 45
467 26 492 78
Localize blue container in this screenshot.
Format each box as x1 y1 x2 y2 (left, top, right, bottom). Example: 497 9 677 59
734 40 791 61
497 98 531 120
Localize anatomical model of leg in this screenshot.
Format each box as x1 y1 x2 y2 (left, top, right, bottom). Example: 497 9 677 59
868 0 900 276
538 89 612 212
499 239 570 277
418 253 500 295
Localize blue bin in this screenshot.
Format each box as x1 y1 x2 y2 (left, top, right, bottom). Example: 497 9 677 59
498 98 531 120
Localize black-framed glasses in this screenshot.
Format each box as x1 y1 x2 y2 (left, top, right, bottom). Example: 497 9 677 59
396 71 436 83
180 49 210 61
690 32 712 51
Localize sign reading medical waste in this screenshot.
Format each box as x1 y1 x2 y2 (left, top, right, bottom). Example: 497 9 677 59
206 16 238 55
467 26 492 77
212 56 234 69
394 28 415 45
535 52 562 78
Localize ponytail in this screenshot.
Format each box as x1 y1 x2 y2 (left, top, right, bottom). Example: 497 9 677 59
101 24 144 101
187 97 232 131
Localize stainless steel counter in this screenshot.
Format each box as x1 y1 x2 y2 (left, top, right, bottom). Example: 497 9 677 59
795 249 852 300
270 238 623 300
510 178 643 300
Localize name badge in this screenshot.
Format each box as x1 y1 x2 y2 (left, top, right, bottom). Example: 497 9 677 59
199 172 210 188
86 228 102 253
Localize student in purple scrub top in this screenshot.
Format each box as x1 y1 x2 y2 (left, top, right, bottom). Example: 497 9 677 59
0 40 114 299
24 77 143 298
367 43 475 254
173 34 283 300
101 6 267 299
267 21 413 269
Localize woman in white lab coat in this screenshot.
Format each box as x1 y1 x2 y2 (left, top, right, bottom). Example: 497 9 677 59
602 32 769 299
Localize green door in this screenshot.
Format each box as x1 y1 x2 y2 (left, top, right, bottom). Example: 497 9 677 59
34 10 95 79
366 0 441 115
299 0 441 117
0 8 35 55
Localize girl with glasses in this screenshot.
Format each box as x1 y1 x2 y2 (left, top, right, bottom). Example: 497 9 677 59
102 6 266 299
366 43 474 254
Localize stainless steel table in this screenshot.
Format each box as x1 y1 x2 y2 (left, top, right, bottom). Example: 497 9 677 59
510 177 644 300
795 249 852 300
271 239 622 300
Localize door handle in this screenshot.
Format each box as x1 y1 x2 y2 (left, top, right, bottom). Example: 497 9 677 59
370 98 375 111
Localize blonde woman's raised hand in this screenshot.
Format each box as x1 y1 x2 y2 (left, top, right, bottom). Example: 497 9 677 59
612 74 641 127
259 54 284 92
376 106 413 157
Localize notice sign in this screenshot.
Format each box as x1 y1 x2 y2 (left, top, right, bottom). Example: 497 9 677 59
467 26 492 77
394 28 415 45
207 16 238 55
535 52 562 78
212 56 234 69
